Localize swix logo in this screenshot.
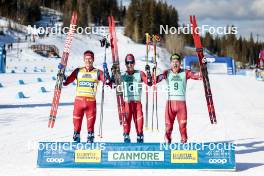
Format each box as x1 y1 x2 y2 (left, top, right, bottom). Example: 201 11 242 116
208 158 227 164
63 25 76 53
46 158 64 163
79 81 95 88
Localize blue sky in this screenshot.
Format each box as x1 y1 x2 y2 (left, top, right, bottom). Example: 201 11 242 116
166 0 264 41
122 0 264 41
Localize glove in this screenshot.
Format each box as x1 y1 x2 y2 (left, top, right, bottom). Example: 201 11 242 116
100 38 106 47
145 64 152 85
103 62 110 83
145 64 150 72
61 74 67 86
103 62 108 70
111 65 117 82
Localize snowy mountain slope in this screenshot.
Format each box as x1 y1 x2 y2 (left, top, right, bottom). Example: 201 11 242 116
0 29 264 176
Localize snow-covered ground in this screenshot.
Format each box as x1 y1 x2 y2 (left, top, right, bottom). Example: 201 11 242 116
0 29 264 176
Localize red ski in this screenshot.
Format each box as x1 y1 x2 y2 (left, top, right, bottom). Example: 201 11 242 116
48 11 77 128
190 15 217 124
108 16 126 125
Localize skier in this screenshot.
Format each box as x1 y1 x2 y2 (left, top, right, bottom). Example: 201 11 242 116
155 53 201 143
63 50 110 143
111 54 152 143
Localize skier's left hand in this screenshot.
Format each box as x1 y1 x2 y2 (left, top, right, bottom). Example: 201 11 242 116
103 63 110 83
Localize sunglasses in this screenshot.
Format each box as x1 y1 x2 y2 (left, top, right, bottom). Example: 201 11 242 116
125 61 135 65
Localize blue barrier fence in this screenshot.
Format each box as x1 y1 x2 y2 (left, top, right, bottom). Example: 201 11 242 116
37 142 236 170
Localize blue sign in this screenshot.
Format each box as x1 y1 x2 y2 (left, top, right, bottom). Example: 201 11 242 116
37 142 236 170
0 44 6 73
183 56 236 75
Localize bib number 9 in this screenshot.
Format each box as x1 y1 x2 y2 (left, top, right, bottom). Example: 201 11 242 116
174 82 178 90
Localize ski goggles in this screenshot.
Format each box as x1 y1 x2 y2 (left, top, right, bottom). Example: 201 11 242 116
125 60 135 65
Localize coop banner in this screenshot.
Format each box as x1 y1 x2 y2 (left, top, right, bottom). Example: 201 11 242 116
37 142 236 169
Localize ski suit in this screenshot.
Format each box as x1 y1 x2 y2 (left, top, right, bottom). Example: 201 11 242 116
156 69 201 143
121 70 151 136
63 67 105 133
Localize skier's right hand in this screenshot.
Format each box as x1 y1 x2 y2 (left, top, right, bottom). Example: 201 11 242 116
62 75 68 86
145 64 150 72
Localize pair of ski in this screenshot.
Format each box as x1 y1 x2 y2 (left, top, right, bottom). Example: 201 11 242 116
190 15 217 124
145 33 160 131
48 11 77 128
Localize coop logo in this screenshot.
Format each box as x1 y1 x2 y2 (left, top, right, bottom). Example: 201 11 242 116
208 158 227 164
79 81 94 88
46 158 64 163
205 57 216 63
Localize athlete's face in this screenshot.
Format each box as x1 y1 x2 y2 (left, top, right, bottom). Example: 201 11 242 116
126 61 135 72
84 56 94 69
170 59 181 72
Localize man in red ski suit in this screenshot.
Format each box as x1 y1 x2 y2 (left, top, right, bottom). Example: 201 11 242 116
63 50 110 143
111 54 152 143
156 53 201 143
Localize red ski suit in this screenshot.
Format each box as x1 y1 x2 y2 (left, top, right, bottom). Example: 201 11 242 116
156 69 201 143
63 67 105 133
122 70 151 135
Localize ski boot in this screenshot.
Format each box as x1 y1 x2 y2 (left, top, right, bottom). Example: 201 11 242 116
73 131 80 143
87 131 94 143
165 134 171 144
137 134 144 143
181 138 187 144
123 133 131 143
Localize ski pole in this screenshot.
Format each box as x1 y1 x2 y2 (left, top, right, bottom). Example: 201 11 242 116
145 33 151 130
98 36 110 138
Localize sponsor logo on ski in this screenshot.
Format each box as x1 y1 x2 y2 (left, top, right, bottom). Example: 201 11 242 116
46 158 64 163
108 151 164 161
75 150 101 163
206 57 216 63
208 158 227 164
171 150 198 163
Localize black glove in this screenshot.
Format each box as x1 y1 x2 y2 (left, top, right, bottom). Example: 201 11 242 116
145 64 152 85
111 65 117 83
